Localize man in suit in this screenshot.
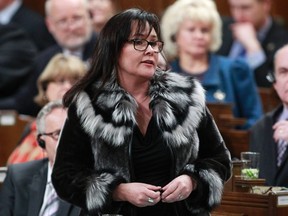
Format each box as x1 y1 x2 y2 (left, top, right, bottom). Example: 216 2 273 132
217 0 288 87
0 23 37 99
0 0 97 116
0 100 81 215
250 44 288 187
0 0 55 52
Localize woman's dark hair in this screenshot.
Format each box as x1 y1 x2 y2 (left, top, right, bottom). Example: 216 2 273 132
63 8 162 107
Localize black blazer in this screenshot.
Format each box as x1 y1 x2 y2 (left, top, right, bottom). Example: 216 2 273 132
217 17 288 87
0 159 81 216
0 23 37 98
10 4 56 52
249 105 288 187
0 33 97 116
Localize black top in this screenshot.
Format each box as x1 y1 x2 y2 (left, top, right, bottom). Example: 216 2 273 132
131 116 174 216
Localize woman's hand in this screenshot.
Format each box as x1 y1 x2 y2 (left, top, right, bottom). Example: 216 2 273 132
113 183 161 207
161 174 196 203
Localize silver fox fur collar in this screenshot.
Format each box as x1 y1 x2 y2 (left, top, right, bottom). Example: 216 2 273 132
75 70 206 148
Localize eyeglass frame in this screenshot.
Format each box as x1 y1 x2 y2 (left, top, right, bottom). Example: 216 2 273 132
53 15 86 30
38 129 61 141
127 39 164 53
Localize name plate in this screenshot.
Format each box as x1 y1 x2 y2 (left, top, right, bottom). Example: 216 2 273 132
278 195 288 206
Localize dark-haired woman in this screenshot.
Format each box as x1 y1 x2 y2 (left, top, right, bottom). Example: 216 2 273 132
52 8 232 216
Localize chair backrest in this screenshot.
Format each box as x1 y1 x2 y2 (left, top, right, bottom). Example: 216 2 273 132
207 103 246 129
220 128 250 159
258 87 281 113
0 110 34 166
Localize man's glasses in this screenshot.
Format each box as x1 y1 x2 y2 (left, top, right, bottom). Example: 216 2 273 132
38 129 61 141
54 15 85 30
127 39 164 53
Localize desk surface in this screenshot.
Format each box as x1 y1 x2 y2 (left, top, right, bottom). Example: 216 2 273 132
213 191 288 216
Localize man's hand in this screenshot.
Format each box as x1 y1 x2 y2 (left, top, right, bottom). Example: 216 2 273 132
230 22 262 54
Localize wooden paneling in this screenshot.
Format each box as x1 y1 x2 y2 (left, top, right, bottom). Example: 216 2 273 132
0 111 34 166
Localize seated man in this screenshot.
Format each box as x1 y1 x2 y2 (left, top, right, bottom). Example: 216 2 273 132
0 100 80 215
0 0 97 116
250 44 288 187
217 0 288 87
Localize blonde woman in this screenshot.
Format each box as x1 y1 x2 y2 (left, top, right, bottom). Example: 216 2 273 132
7 54 87 164
161 0 263 129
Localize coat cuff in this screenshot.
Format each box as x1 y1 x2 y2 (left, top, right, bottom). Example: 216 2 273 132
86 171 125 215
182 164 224 212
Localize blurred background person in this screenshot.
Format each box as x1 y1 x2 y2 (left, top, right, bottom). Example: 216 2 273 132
250 44 288 187
0 23 37 100
161 0 263 129
7 54 87 165
0 0 96 116
0 100 81 216
0 0 55 52
88 0 119 33
217 0 288 87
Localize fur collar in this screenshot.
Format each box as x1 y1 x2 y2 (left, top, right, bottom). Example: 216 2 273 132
74 71 206 147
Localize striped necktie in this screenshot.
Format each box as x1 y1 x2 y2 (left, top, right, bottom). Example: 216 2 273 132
277 139 288 167
40 182 59 216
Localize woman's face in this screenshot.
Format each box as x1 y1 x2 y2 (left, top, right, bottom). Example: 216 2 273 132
89 0 115 31
45 77 76 102
117 23 160 85
176 19 212 57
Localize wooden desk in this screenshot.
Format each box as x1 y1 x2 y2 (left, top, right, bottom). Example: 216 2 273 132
213 161 288 216
213 191 288 216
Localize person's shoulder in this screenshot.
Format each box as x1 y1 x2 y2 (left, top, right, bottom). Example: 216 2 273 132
8 159 46 171
13 4 44 22
217 54 249 69
221 16 234 28
35 45 62 66
271 18 288 31
266 18 288 41
6 159 47 179
0 23 30 43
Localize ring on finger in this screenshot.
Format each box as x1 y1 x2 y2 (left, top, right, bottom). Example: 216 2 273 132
147 197 154 203
178 194 184 200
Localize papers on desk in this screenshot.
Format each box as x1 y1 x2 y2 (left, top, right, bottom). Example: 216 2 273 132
252 186 288 206
0 166 7 183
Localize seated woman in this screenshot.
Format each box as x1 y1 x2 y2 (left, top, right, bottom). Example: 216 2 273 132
7 54 87 164
161 0 263 129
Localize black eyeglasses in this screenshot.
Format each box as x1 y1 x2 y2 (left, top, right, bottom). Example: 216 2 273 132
127 39 164 53
38 129 61 141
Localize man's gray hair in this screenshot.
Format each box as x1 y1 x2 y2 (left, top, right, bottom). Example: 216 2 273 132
36 100 64 134
45 0 90 16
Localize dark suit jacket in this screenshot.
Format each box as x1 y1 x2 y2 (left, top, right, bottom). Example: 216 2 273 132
249 105 288 187
217 17 288 87
10 4 56 52
0 33 97 116
0 159 81 216
0 23 37 98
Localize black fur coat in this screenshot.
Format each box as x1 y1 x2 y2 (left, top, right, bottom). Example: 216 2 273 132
52 71 232 216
